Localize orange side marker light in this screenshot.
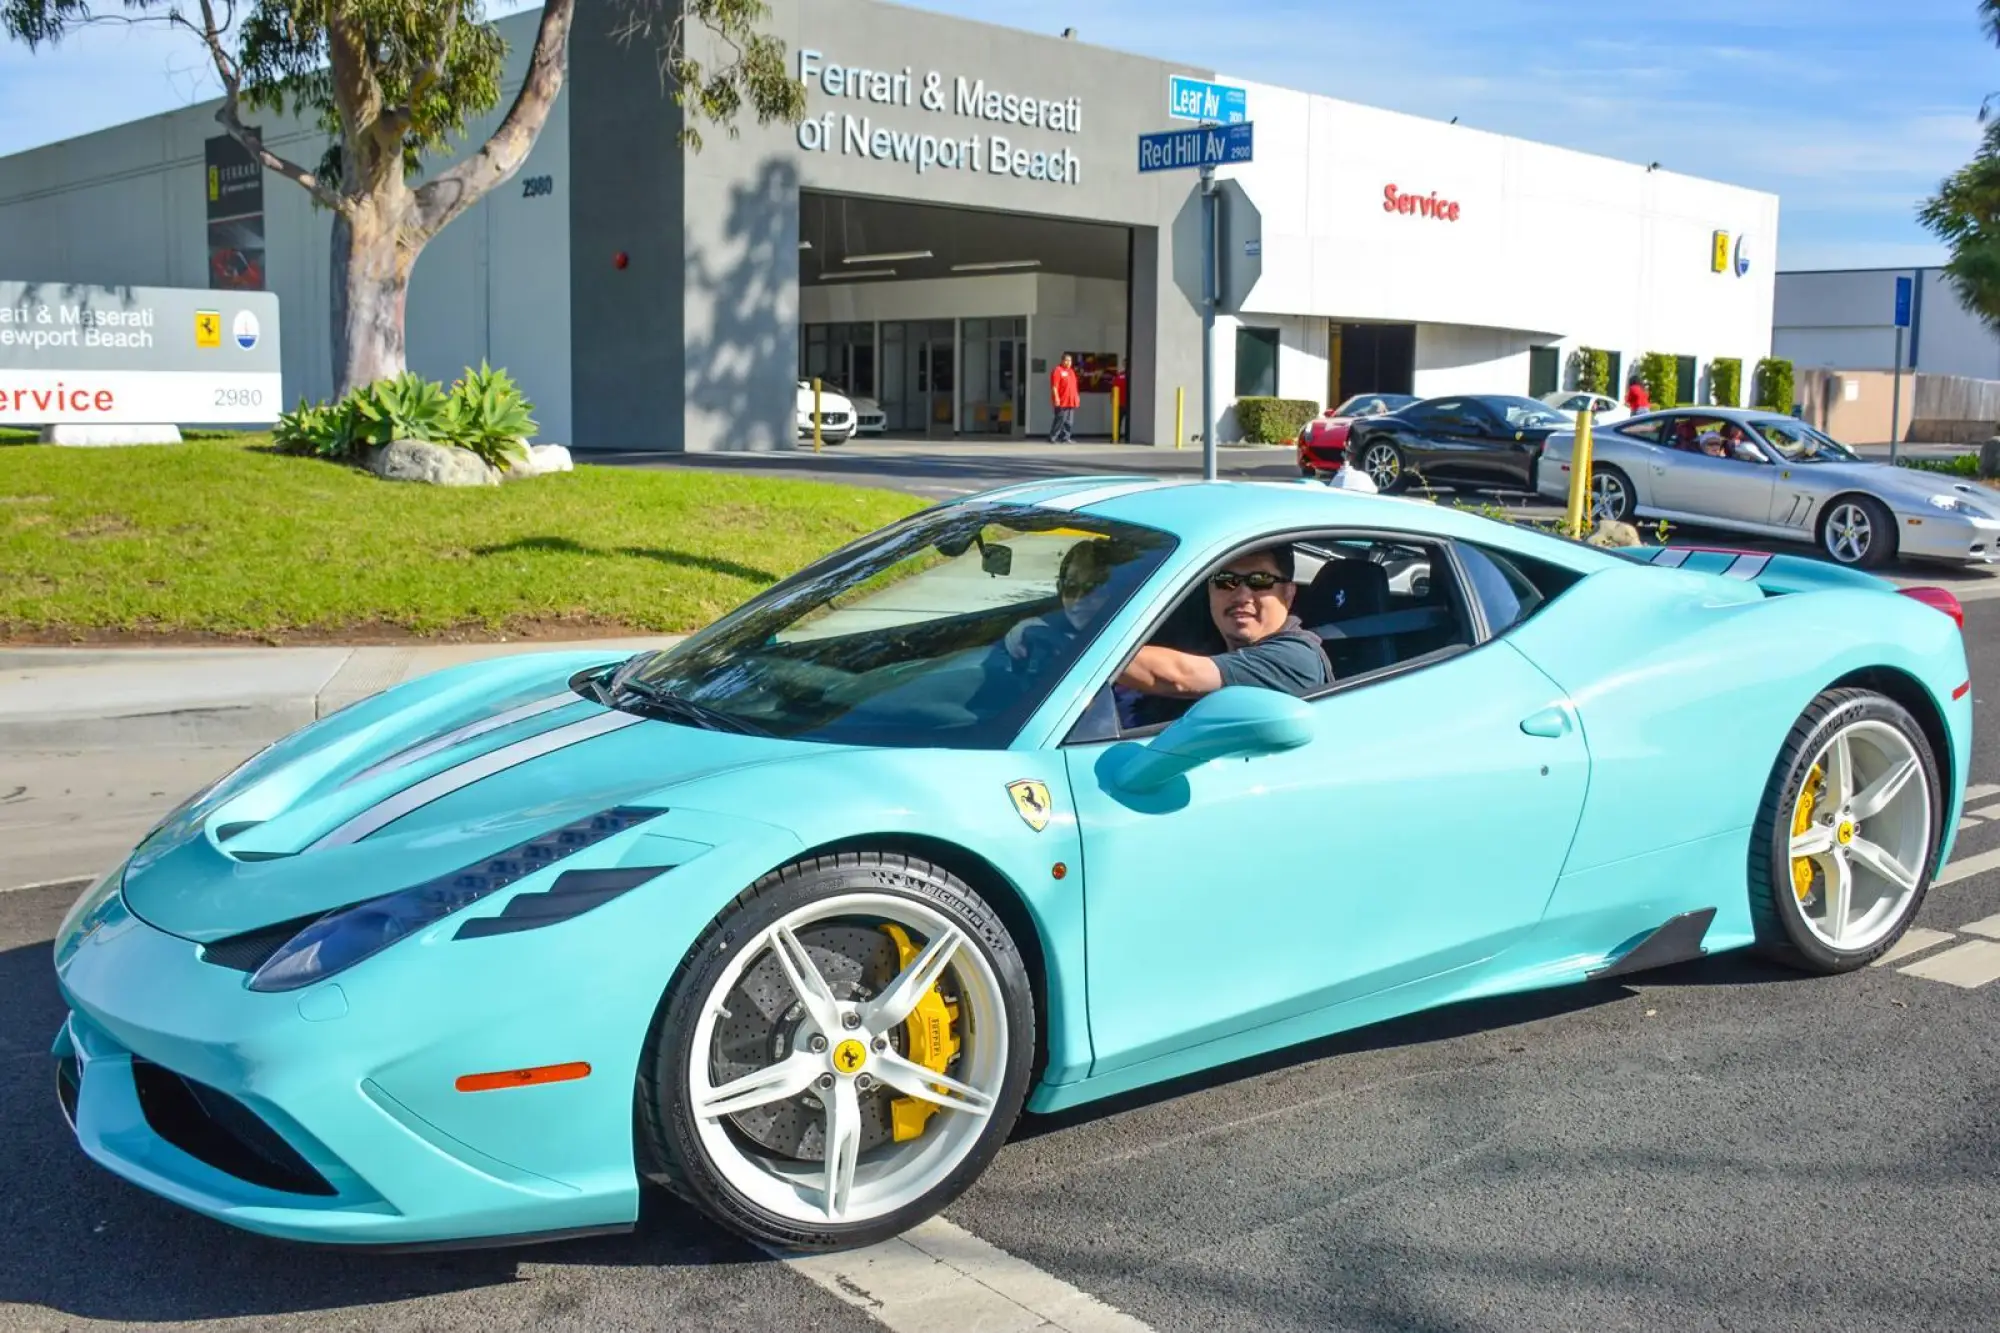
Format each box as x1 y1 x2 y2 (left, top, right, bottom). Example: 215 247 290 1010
456 1061 592 1093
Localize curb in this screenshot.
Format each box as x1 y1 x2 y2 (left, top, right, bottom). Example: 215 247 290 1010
0 637 684 751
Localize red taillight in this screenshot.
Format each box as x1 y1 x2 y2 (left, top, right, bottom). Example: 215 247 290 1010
1900 585 1964 630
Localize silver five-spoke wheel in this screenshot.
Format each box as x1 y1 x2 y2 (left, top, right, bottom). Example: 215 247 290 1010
1786 720 1931 954
1361 441 1401 490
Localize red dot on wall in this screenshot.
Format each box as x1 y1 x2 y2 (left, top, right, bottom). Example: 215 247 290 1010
613 251 629 269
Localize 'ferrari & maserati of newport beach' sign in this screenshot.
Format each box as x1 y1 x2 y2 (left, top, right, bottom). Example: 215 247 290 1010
0 281 282 425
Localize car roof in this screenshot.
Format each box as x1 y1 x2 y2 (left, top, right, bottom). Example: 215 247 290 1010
1620 406 1793 427
947 475 1631 574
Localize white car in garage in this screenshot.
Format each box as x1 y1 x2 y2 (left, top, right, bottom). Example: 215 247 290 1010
797 381 857 444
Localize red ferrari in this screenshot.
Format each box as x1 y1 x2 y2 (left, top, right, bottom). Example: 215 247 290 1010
1297 393 1418 476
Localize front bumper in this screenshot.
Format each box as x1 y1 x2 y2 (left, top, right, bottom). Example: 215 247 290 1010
1894 508 2000 563
52 887 649 1246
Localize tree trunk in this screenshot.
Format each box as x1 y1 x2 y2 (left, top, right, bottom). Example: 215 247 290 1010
330 200 419 398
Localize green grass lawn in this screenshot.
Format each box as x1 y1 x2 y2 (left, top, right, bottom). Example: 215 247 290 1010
0 435 922 642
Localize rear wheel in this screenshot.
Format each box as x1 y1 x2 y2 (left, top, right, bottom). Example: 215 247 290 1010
1818 496 1895 569
1590 465 1634 524
640 852 1034 1250
1749 689 1938 973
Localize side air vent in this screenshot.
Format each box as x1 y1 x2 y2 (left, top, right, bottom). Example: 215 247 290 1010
201 914 325 973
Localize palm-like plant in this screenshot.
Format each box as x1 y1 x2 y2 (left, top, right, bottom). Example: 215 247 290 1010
1919 2 2000 333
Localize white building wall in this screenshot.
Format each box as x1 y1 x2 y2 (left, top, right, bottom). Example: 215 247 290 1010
0 10 571 441
1213 80 1778 412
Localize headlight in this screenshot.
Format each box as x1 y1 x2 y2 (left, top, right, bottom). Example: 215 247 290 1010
53 865 125 968
1929 492 1995 517
246 806 674 992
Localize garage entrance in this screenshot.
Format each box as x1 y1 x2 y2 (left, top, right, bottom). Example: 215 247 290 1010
798 192 1132 440
1328 321 1416 403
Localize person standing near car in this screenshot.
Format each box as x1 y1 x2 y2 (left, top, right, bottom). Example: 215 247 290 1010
1049 353 1080 443
1111 359 1129 439
1624 375 1651 414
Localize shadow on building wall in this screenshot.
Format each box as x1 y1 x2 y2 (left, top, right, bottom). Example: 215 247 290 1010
682 157 801 453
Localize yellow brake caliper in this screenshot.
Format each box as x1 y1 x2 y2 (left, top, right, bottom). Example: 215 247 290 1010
880 923 961 1143
1792 763 1824 902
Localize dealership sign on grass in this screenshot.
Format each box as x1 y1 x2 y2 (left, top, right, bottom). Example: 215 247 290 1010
0 282 281 425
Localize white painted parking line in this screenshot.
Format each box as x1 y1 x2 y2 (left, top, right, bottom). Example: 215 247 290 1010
1967 802 2000 822
1935 846 2000 887
1965 783 2000 803
1958 914 2000 941
1899 940 2000 989
1959 818 1981 833
782 1216 1154 1333
1 873 93 897
1871 928 1957 967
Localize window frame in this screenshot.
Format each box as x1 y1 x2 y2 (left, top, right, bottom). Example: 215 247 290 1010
1060 525 1497 747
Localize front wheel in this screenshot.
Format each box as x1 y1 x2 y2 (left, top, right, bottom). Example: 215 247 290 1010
1590 465 1635 524
1819 496 1895 569
1749 689 1939 973
640 852 1035 1250
1357 438 1406 493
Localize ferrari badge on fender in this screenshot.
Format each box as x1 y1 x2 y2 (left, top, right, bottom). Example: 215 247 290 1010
1007 779 1052 832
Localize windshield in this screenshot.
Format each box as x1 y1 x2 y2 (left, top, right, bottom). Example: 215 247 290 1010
1335 394 1415 417
1485 396 1568 429
1754 418 1859 463
615 505 1177 748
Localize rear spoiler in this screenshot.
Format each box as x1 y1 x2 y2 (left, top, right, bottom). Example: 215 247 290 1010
1617 545 1964 627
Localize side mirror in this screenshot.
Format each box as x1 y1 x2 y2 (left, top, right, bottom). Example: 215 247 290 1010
981 543 1014 577
1104 687 1315 793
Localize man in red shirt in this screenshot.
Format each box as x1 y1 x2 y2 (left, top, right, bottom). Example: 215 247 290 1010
1049 353 1080 442
1624 376 1651 413
1111 360 1129 439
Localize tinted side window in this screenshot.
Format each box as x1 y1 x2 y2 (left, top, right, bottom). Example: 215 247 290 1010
1455 542 1584 636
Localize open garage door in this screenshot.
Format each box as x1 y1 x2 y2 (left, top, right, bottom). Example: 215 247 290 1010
798 192 1133 440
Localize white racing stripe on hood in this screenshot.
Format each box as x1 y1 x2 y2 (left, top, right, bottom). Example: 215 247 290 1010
342 691 581 788
1038 478 1202 511
311 710 645 850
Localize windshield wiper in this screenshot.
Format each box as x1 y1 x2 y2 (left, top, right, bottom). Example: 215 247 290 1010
610 678 771 736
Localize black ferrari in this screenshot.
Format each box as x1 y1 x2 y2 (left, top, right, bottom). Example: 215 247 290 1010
1344 394 1569 494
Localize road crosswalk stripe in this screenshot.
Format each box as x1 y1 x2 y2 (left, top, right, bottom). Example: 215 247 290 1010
1965 784 2000 803
1871 928 1957 967
1934 846 2000 887
1966 802 2000 822
1958 914 2000 940
781 1217 1155 1333
1899 940 2000 989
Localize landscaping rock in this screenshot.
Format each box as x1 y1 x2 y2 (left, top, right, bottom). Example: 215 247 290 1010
366 439 500 487
506 443 574 478
1588 519 1643 548
1980 436 2000 480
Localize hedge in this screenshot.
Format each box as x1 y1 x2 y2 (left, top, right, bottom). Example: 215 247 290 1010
1711 357 1742 408
1753 357 1795 413
1568 347 1611 395
1236 397 1319 444
1636 352 1678 414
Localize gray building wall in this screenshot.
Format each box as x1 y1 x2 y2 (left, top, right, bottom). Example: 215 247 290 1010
1776 267 2000 383
569 0 1217 450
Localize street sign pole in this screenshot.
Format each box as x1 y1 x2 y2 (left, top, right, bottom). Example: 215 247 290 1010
1891 326 1904 465
1200 162 1217 482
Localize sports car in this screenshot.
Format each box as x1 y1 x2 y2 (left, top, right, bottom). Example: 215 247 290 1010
1296 393 1418 476
1346 394 1570 494
54 476 1971 1255
1536 406 2000 568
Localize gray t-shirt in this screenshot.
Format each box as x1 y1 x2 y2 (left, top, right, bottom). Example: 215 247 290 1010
1213 617 1334 695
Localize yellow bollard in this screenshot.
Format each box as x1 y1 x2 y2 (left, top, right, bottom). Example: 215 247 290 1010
812 377 823 454
1175 386 1185 450
1111 385 1121 444
1563 409 1595 538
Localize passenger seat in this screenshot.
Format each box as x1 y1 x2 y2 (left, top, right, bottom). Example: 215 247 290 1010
1296 559 1393 675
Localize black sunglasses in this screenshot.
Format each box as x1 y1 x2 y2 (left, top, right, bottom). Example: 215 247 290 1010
1209 570 1286 592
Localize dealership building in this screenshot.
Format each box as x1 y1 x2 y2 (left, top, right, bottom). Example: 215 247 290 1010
0 0 1781 450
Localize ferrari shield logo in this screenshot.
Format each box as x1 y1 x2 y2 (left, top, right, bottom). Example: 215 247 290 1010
1007 779 1053 832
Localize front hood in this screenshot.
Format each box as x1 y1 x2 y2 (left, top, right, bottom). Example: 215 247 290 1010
116 652 819 940
1816 461 2000 514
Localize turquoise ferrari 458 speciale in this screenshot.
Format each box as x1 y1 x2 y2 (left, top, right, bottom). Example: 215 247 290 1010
52 475 1972 1251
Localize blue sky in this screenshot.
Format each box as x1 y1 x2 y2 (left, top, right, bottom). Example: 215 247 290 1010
1 0 1993 270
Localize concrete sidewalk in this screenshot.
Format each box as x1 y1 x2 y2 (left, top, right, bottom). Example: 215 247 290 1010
0 636 681 750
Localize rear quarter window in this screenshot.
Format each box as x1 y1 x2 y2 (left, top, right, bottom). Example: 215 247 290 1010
1455 542 1585 636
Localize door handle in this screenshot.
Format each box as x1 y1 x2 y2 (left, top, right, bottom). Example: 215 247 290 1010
1519 705 1571 739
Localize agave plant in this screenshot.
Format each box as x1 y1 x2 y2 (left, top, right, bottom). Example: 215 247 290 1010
442 361 536 470
347 371 452 449
272 397 358 459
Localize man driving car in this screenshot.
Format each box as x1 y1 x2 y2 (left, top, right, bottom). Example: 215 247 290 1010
1117 546 1332 702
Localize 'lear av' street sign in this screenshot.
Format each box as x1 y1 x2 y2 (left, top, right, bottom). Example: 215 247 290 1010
0 282 281 425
